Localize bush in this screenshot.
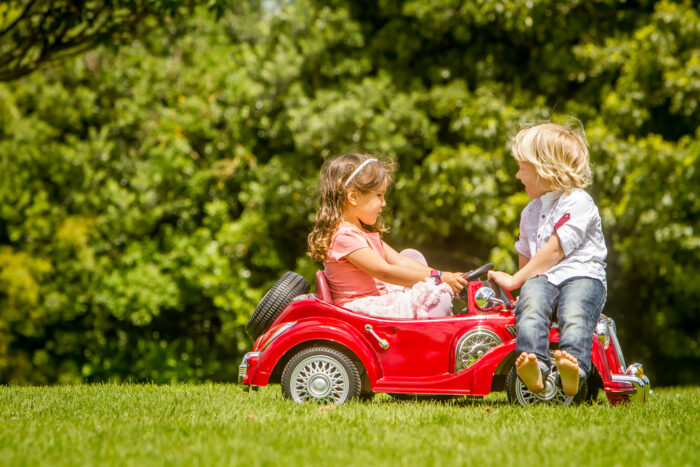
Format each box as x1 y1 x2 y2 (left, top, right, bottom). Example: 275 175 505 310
0 0 697 385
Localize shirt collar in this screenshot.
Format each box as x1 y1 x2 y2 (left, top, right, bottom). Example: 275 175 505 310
540 190 563 212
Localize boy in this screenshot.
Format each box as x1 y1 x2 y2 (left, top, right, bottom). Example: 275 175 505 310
489 122 607 396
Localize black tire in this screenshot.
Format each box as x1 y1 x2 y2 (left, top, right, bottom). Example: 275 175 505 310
281 346 361 404
358 370 375 401
505 365 588 406
245 272 309 340
584 383 599 403
583 369 602 403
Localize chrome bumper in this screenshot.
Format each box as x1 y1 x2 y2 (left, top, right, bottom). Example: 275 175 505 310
610 363 651 403
238 351 260 384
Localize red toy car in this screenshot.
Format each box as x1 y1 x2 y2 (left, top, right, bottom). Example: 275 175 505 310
239 264 650 405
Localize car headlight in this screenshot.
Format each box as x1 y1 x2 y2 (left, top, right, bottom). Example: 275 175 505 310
627 363 644 379
595 317 610 349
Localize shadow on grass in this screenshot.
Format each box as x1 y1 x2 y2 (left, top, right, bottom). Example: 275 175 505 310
369 393 512 407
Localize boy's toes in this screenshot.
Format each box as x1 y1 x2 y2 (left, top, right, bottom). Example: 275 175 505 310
515 352 528 367
562 350 578 364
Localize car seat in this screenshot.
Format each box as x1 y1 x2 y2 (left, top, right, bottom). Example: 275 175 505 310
315 270 332 303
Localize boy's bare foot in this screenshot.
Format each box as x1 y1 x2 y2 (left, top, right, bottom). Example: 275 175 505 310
554 350 580 396
515 352 544 393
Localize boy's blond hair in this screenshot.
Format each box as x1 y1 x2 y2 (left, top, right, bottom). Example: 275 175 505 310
511 122 592 192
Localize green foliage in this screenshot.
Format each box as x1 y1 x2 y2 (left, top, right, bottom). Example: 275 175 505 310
0 0 697 384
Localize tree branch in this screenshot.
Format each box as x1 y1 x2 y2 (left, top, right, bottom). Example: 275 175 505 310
0 0 38 37
0 0 231 81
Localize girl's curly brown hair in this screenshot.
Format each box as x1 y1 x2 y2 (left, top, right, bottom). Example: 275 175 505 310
307 154 395 263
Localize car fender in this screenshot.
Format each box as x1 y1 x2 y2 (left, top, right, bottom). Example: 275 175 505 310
590 335 614 383
248 318 381 387
467 340 517 394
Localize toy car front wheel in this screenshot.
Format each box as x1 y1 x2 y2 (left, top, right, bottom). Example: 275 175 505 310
505 365 588 406
281 346 361 404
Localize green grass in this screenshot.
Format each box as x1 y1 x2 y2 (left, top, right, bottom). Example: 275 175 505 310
1 385 698 466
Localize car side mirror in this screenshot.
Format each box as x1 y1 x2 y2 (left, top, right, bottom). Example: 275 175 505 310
475 286 506 310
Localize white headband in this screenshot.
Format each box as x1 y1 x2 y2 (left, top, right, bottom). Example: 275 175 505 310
344 158 377 186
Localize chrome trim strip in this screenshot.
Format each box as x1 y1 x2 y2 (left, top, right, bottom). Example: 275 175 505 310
292 294 313 302
260 322 297 350
606 317 627 370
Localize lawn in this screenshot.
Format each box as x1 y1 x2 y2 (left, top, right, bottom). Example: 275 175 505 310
1 384 698 466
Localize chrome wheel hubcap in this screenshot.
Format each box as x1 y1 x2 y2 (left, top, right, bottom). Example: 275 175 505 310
515 371 573 406
290 355 349 404
456 329 503 371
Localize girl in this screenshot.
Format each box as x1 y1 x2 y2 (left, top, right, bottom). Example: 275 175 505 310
307 153 467 319
488 122 607 397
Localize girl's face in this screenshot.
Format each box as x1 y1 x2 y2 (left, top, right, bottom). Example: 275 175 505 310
346 178 388 226
516 161 549 199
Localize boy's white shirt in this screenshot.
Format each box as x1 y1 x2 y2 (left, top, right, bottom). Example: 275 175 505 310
515 188 607 287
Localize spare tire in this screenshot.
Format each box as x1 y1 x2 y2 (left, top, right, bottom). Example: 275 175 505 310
245 272 310 340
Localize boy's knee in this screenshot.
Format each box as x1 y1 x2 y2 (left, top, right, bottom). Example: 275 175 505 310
516 295 549 320
519 312 547 327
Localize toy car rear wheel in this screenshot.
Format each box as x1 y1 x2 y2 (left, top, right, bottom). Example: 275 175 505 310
245 272 309 340
281 346 361 404
505 365 588 406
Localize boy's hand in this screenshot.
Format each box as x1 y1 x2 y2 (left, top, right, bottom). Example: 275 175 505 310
488 270 518 291
442 271 468 294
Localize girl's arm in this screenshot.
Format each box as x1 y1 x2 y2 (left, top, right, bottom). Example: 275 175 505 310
346 247 467 293
488 233 565 291
382 242 431 272
383 242 467 292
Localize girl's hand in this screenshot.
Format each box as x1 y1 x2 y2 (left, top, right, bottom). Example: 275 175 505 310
488 270 518 291
441 271 468 294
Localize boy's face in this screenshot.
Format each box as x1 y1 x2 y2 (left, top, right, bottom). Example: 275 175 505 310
516 161 549 199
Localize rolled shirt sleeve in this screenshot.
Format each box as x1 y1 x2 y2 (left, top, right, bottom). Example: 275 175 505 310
553 194 596 257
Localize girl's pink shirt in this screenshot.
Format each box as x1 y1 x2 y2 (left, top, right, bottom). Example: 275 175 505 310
324 223 388 306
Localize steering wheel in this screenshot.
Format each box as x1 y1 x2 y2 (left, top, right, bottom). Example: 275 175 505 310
463 263 494 282
460 263 513 309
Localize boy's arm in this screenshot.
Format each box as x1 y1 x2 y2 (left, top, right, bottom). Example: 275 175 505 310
489 234 564 291
519 254 530 270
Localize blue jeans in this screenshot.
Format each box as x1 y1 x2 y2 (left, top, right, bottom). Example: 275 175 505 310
515 276 606 377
